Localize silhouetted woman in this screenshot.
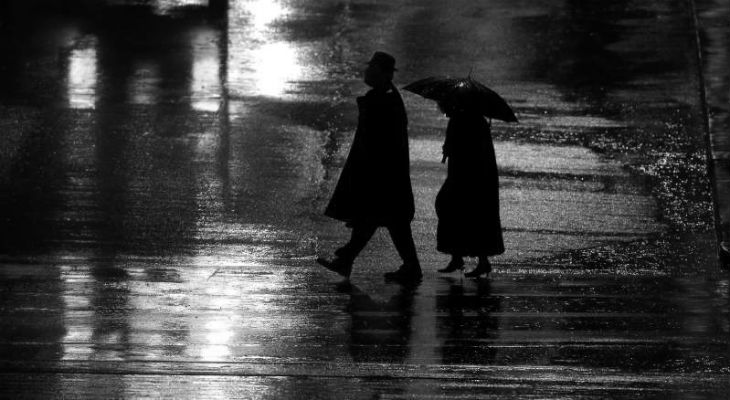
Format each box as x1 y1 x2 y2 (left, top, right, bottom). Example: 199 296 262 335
435 99 504 277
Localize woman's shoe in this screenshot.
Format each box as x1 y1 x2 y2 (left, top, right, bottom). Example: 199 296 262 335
464 259 491 278
438 258 464 273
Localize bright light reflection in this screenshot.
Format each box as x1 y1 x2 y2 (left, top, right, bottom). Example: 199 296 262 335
227 0 308 98
191 28 221 112
68 44 97 109
60 265 93 360
200 344 231 360
206 320 234 343
152 0 208 15
200 319 233 360
247 0 288 29
250 41 302 97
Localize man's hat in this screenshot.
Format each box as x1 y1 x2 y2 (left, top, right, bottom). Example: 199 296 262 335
366 51 397 71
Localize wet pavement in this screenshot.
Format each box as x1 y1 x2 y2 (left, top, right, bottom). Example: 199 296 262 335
0 0 729 398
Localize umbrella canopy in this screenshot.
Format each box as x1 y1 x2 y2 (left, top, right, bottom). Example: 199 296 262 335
403 76 518 122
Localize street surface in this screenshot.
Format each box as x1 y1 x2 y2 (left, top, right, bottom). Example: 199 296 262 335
0 0 728 398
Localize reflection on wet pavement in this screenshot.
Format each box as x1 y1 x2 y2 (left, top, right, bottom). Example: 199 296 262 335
1 260 728 398
0 0 728 398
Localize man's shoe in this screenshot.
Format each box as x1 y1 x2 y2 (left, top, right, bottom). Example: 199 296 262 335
384 265 422 284
317 257 353 279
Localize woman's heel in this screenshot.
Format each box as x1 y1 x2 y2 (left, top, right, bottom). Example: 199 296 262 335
438 257 464 273
464 258 491 278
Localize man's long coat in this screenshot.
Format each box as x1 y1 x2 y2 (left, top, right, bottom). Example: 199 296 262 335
325 84 415 226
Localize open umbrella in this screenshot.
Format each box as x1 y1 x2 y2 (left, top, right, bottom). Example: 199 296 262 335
403 76 518 122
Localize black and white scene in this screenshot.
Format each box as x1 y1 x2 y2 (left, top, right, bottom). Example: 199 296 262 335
1 0 729 398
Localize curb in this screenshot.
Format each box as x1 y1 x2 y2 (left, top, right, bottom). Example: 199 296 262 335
687 0 729 270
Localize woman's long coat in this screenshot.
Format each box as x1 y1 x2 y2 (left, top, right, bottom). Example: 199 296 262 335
435 113 505 257
325 85 415 226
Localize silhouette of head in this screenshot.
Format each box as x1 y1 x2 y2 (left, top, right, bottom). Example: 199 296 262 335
363 51 396 90
438 96 480 118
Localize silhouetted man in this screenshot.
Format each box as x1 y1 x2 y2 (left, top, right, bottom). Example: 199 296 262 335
318 51 422 284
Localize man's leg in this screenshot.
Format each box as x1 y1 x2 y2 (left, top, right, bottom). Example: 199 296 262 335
386 222 421 272
318 223 377 278
335 223 378 263
318 223 376 278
